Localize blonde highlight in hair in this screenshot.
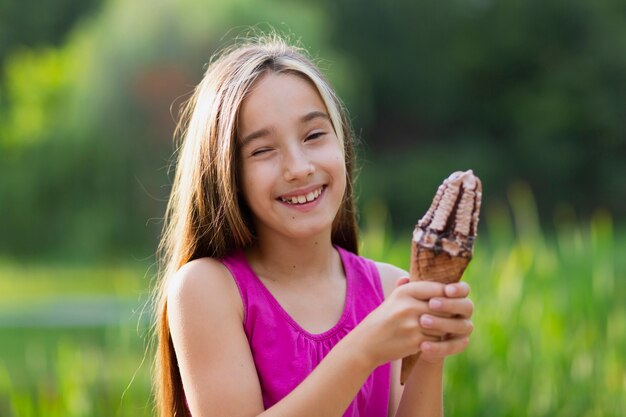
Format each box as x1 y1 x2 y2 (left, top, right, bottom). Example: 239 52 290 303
152 34 359 417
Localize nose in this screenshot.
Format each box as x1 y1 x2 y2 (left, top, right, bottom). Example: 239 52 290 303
282 145 314 181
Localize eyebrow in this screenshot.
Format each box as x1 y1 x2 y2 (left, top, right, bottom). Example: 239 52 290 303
301 110 330 124
240 110 331 148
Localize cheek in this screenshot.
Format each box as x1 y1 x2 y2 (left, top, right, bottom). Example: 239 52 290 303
331 148 347 179
238 163 259 206
336 165 347 197
320 138 346 168
325 144 346 179
328 152 347 198
240 161 275 205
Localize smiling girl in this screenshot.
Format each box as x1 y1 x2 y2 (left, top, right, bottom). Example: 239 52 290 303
153 35 474 417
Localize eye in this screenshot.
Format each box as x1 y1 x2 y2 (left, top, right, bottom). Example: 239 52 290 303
305 131 325 141
250 147 272 157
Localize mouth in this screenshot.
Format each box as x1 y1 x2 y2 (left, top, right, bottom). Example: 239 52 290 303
278 185 326 205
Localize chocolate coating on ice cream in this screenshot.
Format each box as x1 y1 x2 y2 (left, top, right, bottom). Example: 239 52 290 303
414 170 482 257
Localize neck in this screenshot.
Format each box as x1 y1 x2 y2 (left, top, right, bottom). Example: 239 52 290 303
245 229 340 284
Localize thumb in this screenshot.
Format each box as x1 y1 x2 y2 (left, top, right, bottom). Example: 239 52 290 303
395 277 410 287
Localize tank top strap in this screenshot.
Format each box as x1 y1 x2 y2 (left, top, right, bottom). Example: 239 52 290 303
335 246 386 314
219 248 262 325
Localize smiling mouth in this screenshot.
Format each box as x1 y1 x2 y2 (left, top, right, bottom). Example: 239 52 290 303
279 186 325 205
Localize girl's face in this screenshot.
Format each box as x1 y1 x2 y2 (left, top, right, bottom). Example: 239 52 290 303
237 72 346 242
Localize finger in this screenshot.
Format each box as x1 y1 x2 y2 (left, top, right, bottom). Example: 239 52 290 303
420 315 474 337
428 297 474 318
418 315 446 337
421 334 440 343
420 336 470 359
395 277 410 287
398 281 446 301
444 282 470 298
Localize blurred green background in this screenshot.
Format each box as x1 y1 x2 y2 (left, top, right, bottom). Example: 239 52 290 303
0 0 624 416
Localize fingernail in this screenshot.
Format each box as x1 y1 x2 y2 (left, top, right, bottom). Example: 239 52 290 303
421 315 433 327
430 299 443 309
446 285 457 296
421 342 432 351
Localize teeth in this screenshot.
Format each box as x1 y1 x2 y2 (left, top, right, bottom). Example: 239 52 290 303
280 186 324 205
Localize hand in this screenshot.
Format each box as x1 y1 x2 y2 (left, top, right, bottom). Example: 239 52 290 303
416 281 474 364
347 280 448 368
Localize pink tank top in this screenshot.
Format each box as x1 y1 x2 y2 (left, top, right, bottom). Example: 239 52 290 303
220 246 391 416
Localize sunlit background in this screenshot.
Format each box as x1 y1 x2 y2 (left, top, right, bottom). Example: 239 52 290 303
0 0 624 416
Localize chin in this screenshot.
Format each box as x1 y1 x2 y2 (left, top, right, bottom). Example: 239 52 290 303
287 225 330 240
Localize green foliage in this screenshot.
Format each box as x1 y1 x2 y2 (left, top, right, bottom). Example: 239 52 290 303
1 48 72 147
0 262 152 417
318 0 626 220
0 0 102 65
0 327 152 417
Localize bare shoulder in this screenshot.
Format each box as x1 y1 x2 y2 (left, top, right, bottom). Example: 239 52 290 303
374 261 409 299
167 257 243 321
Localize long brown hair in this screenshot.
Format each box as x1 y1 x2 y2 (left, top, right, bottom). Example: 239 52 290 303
153 34 359 417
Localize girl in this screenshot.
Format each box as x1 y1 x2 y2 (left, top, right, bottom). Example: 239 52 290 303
153 35 474 417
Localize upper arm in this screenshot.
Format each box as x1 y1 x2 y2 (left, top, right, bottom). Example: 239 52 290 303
375 261 409 417
167 258 264 417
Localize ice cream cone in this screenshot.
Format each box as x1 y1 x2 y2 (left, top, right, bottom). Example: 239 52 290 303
400 170 482 385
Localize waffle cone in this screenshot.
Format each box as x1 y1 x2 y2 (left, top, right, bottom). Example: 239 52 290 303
411 244 471 284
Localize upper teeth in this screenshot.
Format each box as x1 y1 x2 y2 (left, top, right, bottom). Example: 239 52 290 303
280 186 323 204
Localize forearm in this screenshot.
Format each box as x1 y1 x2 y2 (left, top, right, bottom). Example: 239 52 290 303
259 333 375 417
394 358 444 417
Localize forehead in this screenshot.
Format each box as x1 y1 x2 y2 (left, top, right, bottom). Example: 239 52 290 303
238 72 328 134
